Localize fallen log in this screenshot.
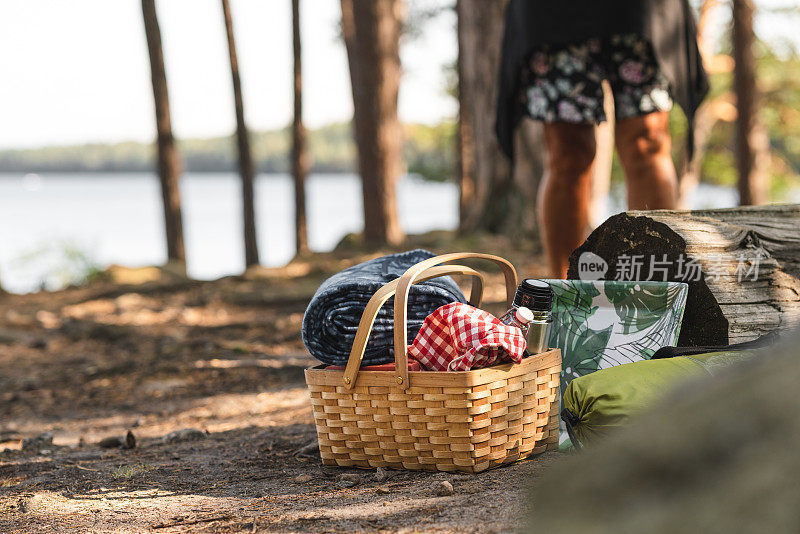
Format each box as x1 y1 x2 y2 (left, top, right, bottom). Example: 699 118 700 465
567 204 800 345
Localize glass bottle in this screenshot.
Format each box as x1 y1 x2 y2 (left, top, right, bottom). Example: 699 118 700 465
500 306 533 336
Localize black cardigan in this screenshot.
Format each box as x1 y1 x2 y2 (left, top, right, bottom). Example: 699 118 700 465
495 0 709 159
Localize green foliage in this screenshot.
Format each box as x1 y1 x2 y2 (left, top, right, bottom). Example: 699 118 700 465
404 120 457 181
13 241 103 291
760 46 800 195
402 0 454 43
112 463 152 480
2 32 798 198
698 45 800 199
600 31 800 203
0 124 358 175
690 24 800 198
0 121 451 181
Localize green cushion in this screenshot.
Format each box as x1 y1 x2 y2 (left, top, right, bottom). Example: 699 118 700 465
563 350 758 446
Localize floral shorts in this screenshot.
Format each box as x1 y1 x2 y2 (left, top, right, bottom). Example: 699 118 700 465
521 34 672 124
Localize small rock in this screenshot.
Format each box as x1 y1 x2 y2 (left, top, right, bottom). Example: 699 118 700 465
162 428 205 444
374 467 388 482
435 480 454 496
22 432 54 451
78 437 86 448
122 430 136 450
171 453 181 460
336 473 361 488
20 379 41 392
294 474 313 483
376 486 391 494
28 338 47 350
98 436 123 449
39 449 52 455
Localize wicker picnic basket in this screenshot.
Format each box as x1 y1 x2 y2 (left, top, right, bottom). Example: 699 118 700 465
304 253 561 473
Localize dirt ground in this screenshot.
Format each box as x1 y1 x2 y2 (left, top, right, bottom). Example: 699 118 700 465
0 235 560 533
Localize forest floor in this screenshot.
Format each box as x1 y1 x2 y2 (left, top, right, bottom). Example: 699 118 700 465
0 232 560 533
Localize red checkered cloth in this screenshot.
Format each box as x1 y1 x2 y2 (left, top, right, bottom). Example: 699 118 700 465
408 302 527 371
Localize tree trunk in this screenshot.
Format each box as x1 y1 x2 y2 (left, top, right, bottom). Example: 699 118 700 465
677 99 716 208
456 0 543 237
568 205 800 346
677 0 729 208
696 0 720 64
456 0 476 230
589 81 614 228
512 118 544 240
141 0 186 271
677 95 738 208
457 0 536 236
292 0 310 255
732 0 769 206
340 0 405 246
222 0 259 266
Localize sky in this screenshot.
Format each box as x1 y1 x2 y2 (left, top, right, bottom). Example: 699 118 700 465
0 0 457 150
0 0 796 151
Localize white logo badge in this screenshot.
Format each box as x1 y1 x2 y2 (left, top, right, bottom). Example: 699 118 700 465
577 252 608 280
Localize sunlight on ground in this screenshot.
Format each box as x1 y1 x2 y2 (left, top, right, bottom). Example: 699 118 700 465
192 356 313 369
1 387 312 448
281 493 462 521
22 490 247 532
18 487 478 532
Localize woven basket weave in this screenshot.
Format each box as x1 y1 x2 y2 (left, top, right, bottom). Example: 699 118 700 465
304 253 561 473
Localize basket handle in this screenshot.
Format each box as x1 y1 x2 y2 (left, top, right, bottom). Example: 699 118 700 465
393 253 517 390
341 264 485 389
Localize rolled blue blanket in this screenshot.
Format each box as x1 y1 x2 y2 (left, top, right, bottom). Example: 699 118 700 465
302 249 466 366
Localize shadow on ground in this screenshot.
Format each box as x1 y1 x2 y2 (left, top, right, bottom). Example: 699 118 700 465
0 244 556 532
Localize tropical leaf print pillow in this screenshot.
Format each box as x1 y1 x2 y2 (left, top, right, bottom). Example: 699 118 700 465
545 280 689 392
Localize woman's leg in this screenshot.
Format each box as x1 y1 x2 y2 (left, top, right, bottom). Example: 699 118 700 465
538 123 597 278
615 111 678 210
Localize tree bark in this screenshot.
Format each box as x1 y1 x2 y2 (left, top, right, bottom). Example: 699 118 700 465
292 0 310 255
340 0 405 246
456 0 476 230
696 0 720 64
568 205 800 346
732 0 769 206
141 0 186 270
456 0 509 233
222 0 259 266
677 0 731 208
512 118 544 240
677 99 716 209
590 81 614 228
677 95 738 208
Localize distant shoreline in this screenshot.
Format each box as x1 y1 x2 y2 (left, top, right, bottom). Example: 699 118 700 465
0 120 457 181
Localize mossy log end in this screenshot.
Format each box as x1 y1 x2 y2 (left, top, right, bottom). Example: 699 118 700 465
567 204 800 346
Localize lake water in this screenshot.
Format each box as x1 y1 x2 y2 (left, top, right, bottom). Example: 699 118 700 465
0 172 739 294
